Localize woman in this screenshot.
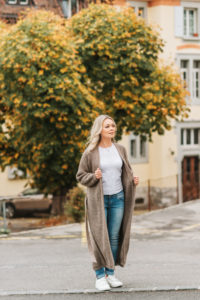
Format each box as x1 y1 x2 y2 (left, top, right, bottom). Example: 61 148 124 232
76 115 139 291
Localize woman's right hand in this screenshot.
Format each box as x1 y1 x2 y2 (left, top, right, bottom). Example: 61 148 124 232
95 168 102 179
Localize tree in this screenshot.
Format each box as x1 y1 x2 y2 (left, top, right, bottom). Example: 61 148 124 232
0 10 102 214
68 4 190 141
0 5 191 216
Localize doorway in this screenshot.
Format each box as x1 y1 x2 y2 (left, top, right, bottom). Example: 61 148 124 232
181 156 200 202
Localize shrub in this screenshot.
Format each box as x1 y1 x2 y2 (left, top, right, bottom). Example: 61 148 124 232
64 186 85 223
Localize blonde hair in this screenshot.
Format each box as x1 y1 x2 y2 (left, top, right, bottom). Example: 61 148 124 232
86 115 116 153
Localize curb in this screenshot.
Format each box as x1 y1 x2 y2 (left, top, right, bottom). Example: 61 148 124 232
134 198 200 220
1 286 200 296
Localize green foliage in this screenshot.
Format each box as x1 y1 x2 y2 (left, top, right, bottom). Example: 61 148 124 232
64 186 85 223
68 4 190 141
0 10 103 197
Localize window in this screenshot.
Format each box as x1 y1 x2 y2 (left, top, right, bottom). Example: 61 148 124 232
7 0 17 4
128 1 147 19
61 0 78 18
20 0 28 4
71 0 78 16
180 128 200 146
129 133 148 163
7 0 29 4
140 138 146 157
130 139 136 158
174 2 200 39
184 8 198 37
7 166 25 180
192 61 200 99
194 128 199 144
179 57 200 104
132 6 145 17
180 60 189 88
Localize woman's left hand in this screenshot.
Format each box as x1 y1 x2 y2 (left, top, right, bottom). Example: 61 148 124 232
133 176 139 186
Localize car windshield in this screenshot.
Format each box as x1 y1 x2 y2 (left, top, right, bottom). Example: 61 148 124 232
21 188 40 196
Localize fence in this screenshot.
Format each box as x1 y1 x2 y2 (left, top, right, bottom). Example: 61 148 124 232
134 172 200 212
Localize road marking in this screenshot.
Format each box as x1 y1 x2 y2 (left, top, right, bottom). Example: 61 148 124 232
44 235 77 239
0 234 78 240
81 222 87 246
1 222 200 240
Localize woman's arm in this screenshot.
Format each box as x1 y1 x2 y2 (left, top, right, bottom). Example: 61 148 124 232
76 151 99 187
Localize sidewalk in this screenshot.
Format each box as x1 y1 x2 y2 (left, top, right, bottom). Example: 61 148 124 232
0 199 200 296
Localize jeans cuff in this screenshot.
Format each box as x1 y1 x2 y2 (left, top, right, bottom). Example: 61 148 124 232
96 273 105 279
95 267 105 279
105 267 114 276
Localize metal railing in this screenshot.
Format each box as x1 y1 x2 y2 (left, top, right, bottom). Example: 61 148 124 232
134 172 200 212
0 198 10 235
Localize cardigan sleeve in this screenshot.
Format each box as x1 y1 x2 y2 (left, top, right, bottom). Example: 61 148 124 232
76 151 99 187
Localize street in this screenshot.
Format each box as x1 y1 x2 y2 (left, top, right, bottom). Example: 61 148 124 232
0 199 200 299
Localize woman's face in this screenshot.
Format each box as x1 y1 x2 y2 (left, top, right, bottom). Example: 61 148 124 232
101 118 116 139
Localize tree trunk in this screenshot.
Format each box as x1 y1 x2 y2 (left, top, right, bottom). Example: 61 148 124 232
51 188 68 216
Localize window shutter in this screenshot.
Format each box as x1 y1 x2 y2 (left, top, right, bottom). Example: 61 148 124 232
174 6 183 37
198 8 200 34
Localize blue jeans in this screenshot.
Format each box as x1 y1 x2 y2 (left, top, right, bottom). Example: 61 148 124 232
95 190 125 279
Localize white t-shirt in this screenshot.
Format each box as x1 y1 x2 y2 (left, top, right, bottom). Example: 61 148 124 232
98 143 123 195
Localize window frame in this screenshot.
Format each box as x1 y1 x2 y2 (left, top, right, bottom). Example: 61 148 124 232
7 0 29 5
182 1 200 40
127 1 147 19
129 133 148 164
177 54 200 105
60 0 79 18
180 128 200 147
7 166 25 180
184 7 198 37
19 0 29 5
7 0 17 4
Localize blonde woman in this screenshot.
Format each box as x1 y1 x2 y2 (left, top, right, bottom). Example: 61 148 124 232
76 115 139 291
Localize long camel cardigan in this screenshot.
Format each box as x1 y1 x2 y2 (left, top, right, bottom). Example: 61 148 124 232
76 142 136 271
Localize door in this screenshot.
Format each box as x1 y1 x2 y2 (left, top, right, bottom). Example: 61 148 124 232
182 156 200 202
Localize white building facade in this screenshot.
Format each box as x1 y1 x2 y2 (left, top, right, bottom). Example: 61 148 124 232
120 0 200 206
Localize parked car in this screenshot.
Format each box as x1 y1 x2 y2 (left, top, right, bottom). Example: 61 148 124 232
1 188 52 218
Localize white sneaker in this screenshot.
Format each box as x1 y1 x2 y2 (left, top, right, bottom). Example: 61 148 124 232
106 275 123 288
95 276 111 291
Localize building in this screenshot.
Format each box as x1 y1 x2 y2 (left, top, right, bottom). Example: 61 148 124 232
0 0 200 207
0 0 86 23
120 0 200 206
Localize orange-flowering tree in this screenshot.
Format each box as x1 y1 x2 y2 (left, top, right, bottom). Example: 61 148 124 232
68 4 190 140
0 11 102 214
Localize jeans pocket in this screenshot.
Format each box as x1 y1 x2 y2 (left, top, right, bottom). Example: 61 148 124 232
116 190 124 200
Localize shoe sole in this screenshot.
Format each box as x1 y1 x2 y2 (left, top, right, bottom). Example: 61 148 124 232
109 284 122 288
95 287 111 291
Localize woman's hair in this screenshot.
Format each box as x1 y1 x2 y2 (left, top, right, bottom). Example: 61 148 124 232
86 115 116 153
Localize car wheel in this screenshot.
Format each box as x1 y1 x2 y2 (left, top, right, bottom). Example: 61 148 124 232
6 204 16 218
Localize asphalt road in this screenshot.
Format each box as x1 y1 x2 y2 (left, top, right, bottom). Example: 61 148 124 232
0 199 200 299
